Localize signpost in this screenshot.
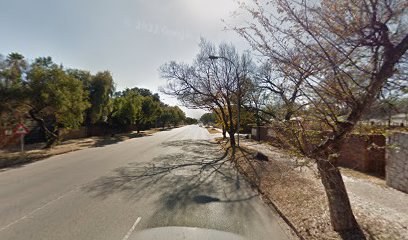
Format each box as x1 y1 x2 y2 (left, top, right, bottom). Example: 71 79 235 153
15 123 29 152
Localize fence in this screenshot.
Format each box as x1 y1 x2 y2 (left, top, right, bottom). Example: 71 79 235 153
338 134 385 176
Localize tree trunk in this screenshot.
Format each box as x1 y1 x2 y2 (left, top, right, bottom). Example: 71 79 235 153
255 110 261 141
316 158 359 231
136 122 141 133
45 128 60 148
310 38 408 232
257 126 261 141
387 112 392 127
284 107 293 121
222 126 226 139
229 131 236 147
29 109 59 148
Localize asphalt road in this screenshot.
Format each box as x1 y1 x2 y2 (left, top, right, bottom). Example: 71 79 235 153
0 125 292 240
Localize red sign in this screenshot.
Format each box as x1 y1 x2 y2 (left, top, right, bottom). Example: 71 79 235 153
15 123 29 135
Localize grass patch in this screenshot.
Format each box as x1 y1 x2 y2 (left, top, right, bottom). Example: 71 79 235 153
207 128 221 134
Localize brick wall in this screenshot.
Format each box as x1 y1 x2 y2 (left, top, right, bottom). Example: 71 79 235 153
251 127 386 176
386 132 408 193
251 126 276 142
338 134 385 176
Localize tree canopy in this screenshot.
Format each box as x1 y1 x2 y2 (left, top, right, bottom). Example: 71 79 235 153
200 113 216 125
233 0 408 232
160 38 253 146
0 53 187 147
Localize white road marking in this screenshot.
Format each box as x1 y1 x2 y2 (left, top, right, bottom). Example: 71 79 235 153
0 187 78 232
121 217 142 240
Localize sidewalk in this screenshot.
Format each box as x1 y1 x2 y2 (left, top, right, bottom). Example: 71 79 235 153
235 138 408 240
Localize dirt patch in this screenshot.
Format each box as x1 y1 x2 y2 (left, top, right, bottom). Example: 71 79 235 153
340 168 386 187
229 139 408 240
207 128 221 134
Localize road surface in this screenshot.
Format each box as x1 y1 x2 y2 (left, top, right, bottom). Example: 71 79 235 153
0 125 293 240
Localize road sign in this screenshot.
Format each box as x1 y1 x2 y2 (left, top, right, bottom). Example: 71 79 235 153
14 123 29 152
15 123 29 135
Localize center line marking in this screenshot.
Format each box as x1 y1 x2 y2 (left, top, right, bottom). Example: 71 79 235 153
121 216 142 240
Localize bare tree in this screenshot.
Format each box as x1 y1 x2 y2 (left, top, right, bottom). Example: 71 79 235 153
254 59 310 121
160 39 252 148
234 0 408 232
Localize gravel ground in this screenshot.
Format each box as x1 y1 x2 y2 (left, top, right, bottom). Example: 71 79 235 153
343 175 408 239
237 138 408 240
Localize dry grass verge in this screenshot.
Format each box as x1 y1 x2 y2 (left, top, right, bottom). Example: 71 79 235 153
207 127 221 134
225 139 407 240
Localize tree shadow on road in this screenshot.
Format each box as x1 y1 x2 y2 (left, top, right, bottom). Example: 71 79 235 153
82 139 268 235
92 132 151 148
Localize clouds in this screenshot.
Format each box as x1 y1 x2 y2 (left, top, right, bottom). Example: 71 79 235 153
0 0 247 118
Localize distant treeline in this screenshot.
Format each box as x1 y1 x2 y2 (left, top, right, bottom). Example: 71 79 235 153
0 53 195 147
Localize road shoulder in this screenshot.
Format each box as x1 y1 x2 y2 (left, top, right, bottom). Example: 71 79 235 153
231 138 408 240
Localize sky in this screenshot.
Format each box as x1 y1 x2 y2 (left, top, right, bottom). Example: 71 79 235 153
0 0 250 118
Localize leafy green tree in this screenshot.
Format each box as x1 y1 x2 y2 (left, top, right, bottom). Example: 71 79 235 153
1 51 188 147
120 88 163 129
185 117 198 125
157 105 173 129
138 95 162 131
66 69 92 90
3 52 27 88
0 53 28 126
200 113 216 125
26 57 90 147
169 106 186 127
67 70 115 125
111 89 142 128
110 88 186 131
132 87 154 98
88 71 115 124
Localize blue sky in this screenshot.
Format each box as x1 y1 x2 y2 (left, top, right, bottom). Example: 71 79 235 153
0 0 249 118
